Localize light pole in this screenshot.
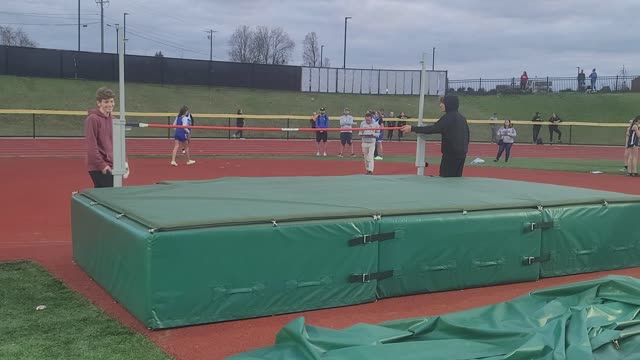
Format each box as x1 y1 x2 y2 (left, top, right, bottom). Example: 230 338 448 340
320 45 324 67
123 12 129 55
432 47 436 70
343 16 351 69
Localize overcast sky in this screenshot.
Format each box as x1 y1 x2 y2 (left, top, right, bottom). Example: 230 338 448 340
3 0 638 78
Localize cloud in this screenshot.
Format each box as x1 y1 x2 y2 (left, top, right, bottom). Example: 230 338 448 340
1 0 638 78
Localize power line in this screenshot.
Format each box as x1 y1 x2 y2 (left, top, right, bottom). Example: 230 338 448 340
0 10 99 17
0 22 99 26
125 30 209 57
95 0 109 53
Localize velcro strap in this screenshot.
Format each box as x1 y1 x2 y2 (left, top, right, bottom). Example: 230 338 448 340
347 270 394 283
525 221 554 232
523 253 551 266
348 232 395 247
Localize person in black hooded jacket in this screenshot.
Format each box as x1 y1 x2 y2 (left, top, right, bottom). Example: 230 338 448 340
400 95 470 177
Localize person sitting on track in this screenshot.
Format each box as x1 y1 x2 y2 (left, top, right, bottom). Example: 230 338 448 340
84 86 130 188
400 95 470 177
170 105 196 167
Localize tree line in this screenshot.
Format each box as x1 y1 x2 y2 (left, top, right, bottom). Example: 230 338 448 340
228 25 330 67
1 24 330 67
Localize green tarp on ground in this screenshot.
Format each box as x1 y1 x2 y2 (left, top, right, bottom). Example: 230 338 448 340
71 175 640 329
227 275 640 360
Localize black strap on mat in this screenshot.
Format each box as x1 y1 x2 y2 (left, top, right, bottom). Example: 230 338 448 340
348 232 395 247
347 270 394 283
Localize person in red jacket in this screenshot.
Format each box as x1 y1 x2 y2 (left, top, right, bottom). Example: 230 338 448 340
84 87 129 188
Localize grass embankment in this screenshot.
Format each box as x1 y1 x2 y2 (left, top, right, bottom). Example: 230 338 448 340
1 75 638 145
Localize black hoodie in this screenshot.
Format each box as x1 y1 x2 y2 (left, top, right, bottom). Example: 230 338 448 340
411 95 470 157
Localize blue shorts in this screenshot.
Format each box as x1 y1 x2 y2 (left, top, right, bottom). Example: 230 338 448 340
174 129 188 142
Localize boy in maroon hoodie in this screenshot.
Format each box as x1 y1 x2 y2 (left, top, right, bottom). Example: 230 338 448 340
84 87 128 188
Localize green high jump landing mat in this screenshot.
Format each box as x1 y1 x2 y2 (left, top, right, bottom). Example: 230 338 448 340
70 175 640 329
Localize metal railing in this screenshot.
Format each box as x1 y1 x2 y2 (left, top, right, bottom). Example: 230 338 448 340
448 75 638 94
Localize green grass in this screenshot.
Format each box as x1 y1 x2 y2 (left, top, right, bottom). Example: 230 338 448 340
142 153 625 175
1 74 638 144
0 260 171 360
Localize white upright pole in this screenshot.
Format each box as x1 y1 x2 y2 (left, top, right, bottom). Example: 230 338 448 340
112 28 126 187
415 53 427 175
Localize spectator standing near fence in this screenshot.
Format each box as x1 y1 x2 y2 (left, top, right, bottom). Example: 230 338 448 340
626 116 640 176
359 112 380 175
233 109 245 139
400 95 470 177
397 112 409 141
548 113 562 144
494 119 516 162
489 113 499 143
84 87 130 188
386 111 396 140
520 71 528 90
338 108 355 157
578 69 586 91
589 69 598 91
532 112 542 144
315 107 329 156
374 110 384 160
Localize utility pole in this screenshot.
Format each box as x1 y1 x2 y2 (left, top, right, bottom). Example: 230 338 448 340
320 45 324 67
77 0 80 51
123 12 129 55
95 0 109 53
206 29 217 61
343 17 351 69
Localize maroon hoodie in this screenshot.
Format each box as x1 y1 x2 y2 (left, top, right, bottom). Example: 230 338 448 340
84 108 113 172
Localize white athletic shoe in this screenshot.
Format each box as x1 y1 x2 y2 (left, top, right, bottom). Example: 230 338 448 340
171 161 178 166
186 160 196 165
316 152 320 156
323 152 327 157
375 156 383 160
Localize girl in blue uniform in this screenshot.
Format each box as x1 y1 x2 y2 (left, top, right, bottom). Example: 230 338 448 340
171 106 196 166
625 116 640 176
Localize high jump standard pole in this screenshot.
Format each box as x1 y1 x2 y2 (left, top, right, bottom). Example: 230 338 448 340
415 53 427 176
112 28 127 187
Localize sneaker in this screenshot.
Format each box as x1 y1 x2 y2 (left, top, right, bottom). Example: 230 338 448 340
186 160 196 165
316 152 320 156
181 149 186 154
171 161 178 166
338 153 344 158
366 171 373 175
351 153 356 157
323 152 327 157
374 156 383 160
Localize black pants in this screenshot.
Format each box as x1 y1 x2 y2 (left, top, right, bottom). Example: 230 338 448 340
549 125 561 142
496 142 513 161
234 120 244 138
439 154 466 177
533 125 541 143
89 171 113 188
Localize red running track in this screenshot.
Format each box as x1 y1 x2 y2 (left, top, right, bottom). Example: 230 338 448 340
1 155 639 360
0 137 627 159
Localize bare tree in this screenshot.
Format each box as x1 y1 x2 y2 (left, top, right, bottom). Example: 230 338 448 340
302 32 320 67
250 26 271 64
229 25 296 65
323 57 331 68
268 27 295 65
0 26 37 47
228 25 253 63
